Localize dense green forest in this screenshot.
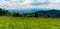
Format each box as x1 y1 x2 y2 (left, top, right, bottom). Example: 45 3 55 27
0 8 60 17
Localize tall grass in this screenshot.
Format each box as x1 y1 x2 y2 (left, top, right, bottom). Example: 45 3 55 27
0 16 60 29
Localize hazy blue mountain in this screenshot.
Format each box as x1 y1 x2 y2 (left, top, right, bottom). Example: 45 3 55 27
8 8 51 14
34 9 60 17
7 8 60 17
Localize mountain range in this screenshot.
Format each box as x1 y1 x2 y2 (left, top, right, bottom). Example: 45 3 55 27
8 8 51 14
34 9 60 17
7 8 60 17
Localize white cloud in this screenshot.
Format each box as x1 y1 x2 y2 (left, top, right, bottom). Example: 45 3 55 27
0 0 60 10
49 0 60 4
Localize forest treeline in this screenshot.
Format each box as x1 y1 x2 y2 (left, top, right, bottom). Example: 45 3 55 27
0 8 60 17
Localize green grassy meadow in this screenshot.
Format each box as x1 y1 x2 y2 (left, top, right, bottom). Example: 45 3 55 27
0 16 60 29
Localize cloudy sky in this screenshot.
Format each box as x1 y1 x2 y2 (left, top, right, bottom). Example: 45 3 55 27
0 0 60 10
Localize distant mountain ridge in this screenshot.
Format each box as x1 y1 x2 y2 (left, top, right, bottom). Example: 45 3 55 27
34 9 60 17
8 8 51 14
6 8 60 17
18 9 60 17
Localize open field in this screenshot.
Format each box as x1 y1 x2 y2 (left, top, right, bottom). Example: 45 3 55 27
0 16 60 29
